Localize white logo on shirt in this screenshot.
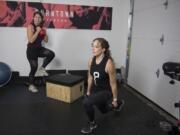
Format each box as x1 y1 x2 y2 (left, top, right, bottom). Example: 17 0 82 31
93 72 99 85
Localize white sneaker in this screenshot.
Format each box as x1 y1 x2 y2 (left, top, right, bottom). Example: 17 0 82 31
35 67 49 76
28 84 38 93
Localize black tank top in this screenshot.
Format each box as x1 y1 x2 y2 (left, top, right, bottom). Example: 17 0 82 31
27 23 43 48
90 55 111 92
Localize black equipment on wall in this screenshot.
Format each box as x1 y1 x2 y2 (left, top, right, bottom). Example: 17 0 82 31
162 62 180 84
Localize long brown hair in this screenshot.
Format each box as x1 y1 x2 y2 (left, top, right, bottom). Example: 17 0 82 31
93 38 113 60
32 11 44 27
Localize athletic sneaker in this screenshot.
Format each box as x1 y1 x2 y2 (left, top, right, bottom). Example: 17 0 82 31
28 84 38 93
81 121 98 134
113 99 125 112
36 67 48 76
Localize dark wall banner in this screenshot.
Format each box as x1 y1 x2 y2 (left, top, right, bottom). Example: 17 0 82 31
0 1 112 30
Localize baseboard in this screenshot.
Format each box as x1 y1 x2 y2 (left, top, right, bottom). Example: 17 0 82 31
10 69 121 89
10 70 66 84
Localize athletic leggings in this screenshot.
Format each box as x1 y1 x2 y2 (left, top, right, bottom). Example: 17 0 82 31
83 90 112 122
26 46 55 84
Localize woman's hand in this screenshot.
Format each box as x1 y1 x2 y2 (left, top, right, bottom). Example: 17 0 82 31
36 26 41 33
112 100 118 108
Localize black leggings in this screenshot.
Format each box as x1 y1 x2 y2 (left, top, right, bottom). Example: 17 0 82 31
26 47 55 84
83 90 112 122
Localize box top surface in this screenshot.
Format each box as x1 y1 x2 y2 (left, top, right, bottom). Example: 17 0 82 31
46 74 84 86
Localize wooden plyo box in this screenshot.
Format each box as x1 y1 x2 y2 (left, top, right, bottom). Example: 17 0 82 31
46 74 84 103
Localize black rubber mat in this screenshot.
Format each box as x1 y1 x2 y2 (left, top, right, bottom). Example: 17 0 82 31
0 83 167 135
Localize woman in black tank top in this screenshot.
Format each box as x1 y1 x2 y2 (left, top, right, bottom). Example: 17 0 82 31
81 38 124 134
26 11 55 93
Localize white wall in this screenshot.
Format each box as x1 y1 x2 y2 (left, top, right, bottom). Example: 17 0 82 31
0 0 130 76
128 0 180 118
